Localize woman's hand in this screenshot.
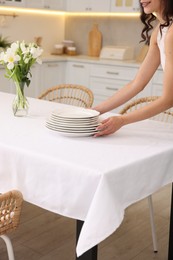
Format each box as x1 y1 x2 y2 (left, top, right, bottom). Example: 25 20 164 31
94 116 124 137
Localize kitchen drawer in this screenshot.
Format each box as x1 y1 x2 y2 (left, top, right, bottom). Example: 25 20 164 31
90 77 128 96
90 77 128 113
90 65 138 80
90 76 152 112
40 61 65 94
66 62 90 87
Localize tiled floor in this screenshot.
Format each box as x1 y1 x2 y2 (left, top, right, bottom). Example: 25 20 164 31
0 184 171 260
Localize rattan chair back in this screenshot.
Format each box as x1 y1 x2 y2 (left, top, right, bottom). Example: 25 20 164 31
38 84 94 108
119 96 173 123
0 190 23 236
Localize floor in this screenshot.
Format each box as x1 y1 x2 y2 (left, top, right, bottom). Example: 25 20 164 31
0 184 171 260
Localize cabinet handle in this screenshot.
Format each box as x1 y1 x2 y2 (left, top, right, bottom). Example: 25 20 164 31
106 71 119 75
47 64 59 67
106 87 119 91
73 64 85 68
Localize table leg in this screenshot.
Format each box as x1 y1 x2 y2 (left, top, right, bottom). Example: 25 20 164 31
76 220 98 260
168 183 173 260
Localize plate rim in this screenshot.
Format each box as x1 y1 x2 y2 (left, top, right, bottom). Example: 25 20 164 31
51 108 100 119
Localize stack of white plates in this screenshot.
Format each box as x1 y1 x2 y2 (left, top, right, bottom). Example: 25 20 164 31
45 107 100 137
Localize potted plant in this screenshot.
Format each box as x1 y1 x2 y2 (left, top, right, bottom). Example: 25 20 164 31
0 35 11 51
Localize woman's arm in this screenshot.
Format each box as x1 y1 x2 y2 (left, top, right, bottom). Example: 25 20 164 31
122 25 173 123
93 26 160 115
94 25 173 137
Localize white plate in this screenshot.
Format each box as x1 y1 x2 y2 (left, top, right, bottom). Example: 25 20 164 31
47 128 97 137
46 123 98 131
46 123 98 133
50 114 99 122
48 116 99 125
47 118 100 128
51 108 100 119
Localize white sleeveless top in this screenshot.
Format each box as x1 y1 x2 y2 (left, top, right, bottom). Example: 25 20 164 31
157 21 173 70
157 26 168 70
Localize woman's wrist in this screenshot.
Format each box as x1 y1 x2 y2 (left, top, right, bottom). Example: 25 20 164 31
92 105 104 115
119 115 126 128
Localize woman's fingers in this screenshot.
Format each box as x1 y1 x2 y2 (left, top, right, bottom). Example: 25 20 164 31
94 116 124 137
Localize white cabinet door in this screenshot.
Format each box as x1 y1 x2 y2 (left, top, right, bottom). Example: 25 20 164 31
90 0 110 12
67 0 110 12
0 63 61 99
25 0 43 8
0 67 13 93
0 65 41 97
66 62 90 87
44 0 65 10
26 0 64 10
3 0 25 6
67 0 89 12
39 61 65 96
111 0 140 12
24 65 41 98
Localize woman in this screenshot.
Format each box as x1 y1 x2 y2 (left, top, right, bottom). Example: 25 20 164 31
94 0 173 137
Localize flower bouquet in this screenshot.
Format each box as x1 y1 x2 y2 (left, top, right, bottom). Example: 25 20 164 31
0 41 43 116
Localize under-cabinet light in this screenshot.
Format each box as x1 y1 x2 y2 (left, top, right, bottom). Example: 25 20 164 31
0 6 140 17
66 12 140 18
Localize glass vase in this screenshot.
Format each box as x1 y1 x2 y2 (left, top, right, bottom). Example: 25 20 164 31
12 81 29 117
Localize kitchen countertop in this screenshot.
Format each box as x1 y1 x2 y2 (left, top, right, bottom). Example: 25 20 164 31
42 53 142 68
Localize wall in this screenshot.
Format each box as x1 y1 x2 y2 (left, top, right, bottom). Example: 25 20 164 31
65 16 144 58
0 12 65 54
0 13 145 58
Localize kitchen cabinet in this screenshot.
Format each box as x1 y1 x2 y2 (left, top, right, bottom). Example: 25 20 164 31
90 76 126 112
44 0 64 10
24 65 41 98
39 61 66 96
0 66 38 96
0 62 65 98
25 0 43 9
25 0 64 10
0 0 25 6
66 0 110 12
0 66 13 93
90 64 138 112
110 0 140 12
66 61 90 87
151 69 163 96
90 64 152 112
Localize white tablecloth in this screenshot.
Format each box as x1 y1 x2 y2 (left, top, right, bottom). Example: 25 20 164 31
0 92 173 257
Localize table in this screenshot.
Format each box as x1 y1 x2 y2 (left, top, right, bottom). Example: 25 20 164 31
0 92 173 259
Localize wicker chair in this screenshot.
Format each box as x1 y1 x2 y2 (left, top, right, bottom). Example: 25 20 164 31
119 96 173 253
0 190 23 260
119 96 173 122
38 84 94 108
